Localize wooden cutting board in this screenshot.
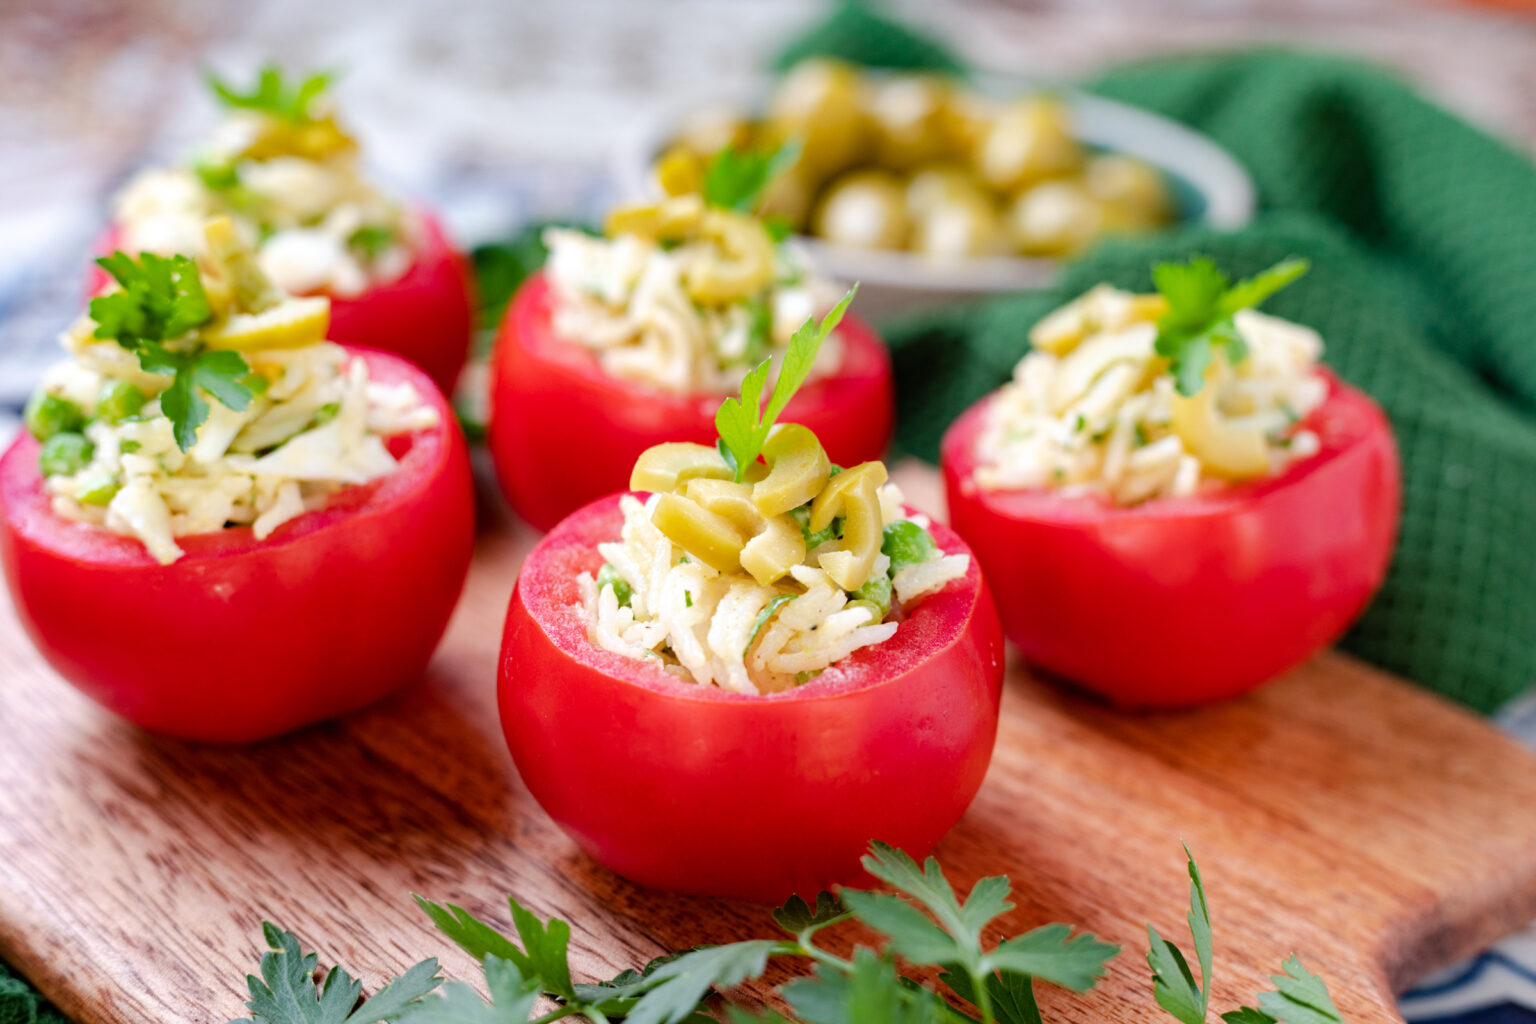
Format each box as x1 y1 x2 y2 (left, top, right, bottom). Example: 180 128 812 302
2 462 1535 1024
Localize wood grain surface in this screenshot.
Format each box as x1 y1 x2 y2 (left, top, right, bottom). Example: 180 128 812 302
1 462 1535 1024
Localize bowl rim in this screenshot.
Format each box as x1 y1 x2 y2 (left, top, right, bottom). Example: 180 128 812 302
612 74 1257 294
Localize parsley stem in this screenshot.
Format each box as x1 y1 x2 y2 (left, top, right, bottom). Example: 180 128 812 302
534 1006 595 1024
970 967 996 1024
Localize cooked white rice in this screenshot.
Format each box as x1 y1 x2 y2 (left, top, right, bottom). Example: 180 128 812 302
40 330 437 565
114 110 412 298
578 484 968 694
972 287 1327 504
543 227 845 395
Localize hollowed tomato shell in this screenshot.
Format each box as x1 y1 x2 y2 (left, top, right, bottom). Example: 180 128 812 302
487 273 896 532
498 494 1003 902
0 348 475 742
940 370 1400 706
91 211 475 394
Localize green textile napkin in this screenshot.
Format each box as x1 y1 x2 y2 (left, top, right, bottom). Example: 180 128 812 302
784 6 1536 713
0 961 65 1024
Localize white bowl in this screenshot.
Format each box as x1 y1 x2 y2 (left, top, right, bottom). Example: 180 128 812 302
615 82 1256 317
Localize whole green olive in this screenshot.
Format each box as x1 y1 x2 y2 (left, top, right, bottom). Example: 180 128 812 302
1084 153 1171 227
866 74 955 170
904 164 981 220
975 97 1083 193
912 192 1005 260
768 59 868 180
812 170 911 250
1006 180 1103 257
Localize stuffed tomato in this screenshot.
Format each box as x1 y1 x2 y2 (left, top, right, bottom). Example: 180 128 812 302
3 225 474 742
498 291 1001 901
97 65 473 392
940 262 1400 706
488 170 894 532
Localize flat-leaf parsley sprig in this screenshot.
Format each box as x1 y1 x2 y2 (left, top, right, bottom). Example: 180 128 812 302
714 285 857 482
1152 256 1310 397
701 143 802 217
1147 846 1346 1024
89 251 258 451
209 63 335 124
233 844 1349 1024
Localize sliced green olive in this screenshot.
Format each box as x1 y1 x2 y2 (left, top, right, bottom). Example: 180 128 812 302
684 209 776 304
1169 361 1270 479
629 442 734 494
740 513 807 587
605 193 705 242
204 215 280 314
752 423 831 517
685 478 808 586
242 115 357 162
651 493 745 574
683 478 761 535
655 147 705 197
809 460 888 592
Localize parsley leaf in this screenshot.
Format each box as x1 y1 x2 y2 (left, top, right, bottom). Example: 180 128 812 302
233 922 440 1024
856 843 1118 1024
91 251 212 350
1152 256 1310 396
772 891 847 935
209 64 335 123
1148 844 1213 1024
1223 956 1345 1024
412 895 574 1001
784 949 954 1024
622 943 781 1024
702 142 801 214
397 957 540 1024
90 252 255 451
349 225 396 263
714 286 856 481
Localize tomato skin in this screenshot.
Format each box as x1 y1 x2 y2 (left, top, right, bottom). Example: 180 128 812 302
0 348 475 743
940 371 1400 706
487 273 895 532
497 495 1002 902
91 211 474 394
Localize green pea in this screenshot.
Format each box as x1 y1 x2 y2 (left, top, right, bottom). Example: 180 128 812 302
312 402 341 427
76 473 120 506
38 432 94 477
24 392 85 441
881 520 938 572
96 380 146 423
851 572 892 619
596 563 633 608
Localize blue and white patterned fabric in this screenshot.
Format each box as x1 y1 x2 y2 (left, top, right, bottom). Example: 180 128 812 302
1398 694 1536 1024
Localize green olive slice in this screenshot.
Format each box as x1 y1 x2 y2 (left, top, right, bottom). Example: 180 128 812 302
652 493 745 574
752 423 831 517
629 442 733 494
809 461 888 591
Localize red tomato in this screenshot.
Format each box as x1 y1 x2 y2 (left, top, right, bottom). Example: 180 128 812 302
487 273 896 532
498 495 1003 902
940 370 1400 706
91 211 474 393
0 348 475 743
